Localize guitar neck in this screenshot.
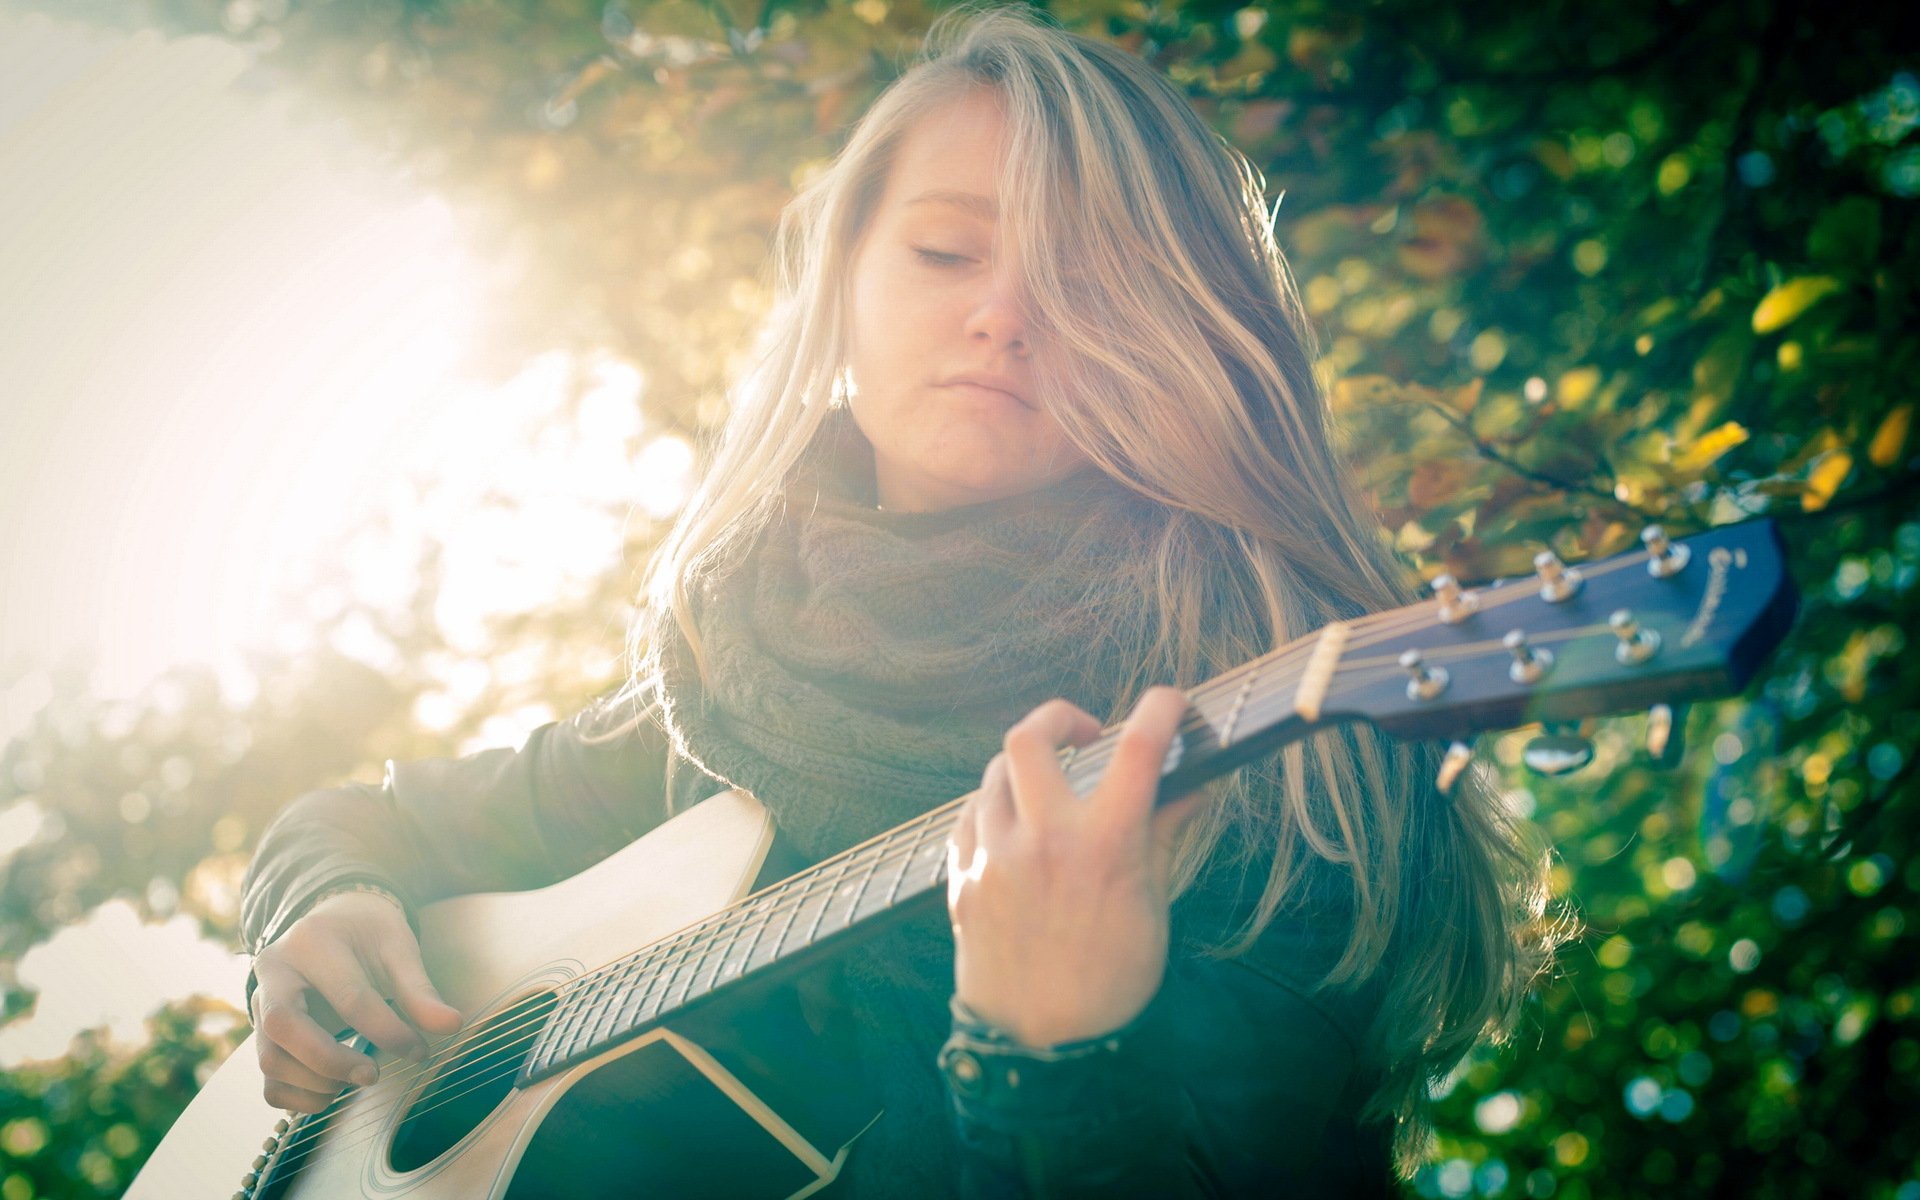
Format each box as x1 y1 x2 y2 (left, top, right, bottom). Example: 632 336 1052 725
521 519 1795 1082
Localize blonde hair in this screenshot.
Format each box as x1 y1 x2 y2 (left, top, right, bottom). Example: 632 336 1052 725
628 2 1553 1169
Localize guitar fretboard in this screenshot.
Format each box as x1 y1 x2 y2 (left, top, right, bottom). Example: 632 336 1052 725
517 524 1773 1084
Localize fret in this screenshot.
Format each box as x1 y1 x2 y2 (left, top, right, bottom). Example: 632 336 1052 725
683 916 737 996
919 818 952 890
572 971 611 1054
551 986 595 1063
730 894 774 979
643 919 718 1015
643 926 703 1002
796 859 850 949
695 910 750 998
617 945 664 1029
581 961 624 1048
637 921 706 1013
578 971 620 1053
662 931 713 1012
597 955 646 1042
832 844 884 931
875 831 921 910
821 850 876 938
628 941 680 1027
625 948 672 1021
765 875 808 963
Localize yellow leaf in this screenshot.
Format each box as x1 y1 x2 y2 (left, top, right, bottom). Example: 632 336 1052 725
1329 375 1401 414
1869 403 1913 468
1751 276 1843 334
1803 450 1854 511
1671 421 1749 472
1556 366 1601 407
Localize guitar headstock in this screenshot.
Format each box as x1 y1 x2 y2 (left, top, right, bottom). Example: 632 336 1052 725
1326 521 1797 746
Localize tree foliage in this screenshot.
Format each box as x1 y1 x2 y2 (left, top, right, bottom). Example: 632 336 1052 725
1 0 1916 1196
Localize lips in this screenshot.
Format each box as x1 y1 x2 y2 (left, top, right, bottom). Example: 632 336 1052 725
936 374 1031 407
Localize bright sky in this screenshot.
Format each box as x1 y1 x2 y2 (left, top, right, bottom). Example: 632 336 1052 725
0 7 691 1064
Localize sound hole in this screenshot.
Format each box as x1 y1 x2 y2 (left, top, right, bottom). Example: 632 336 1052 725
388 991 558 1173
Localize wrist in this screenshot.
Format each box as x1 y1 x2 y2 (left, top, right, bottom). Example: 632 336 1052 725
954 966 1163 1050
308 880 406 913
939 994 1171 1127
947 995 1133 1055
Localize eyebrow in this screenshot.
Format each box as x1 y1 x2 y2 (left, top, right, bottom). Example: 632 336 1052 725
902 189 997 219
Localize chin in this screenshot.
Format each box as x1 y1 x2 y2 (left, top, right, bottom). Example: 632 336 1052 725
939 457 1070 501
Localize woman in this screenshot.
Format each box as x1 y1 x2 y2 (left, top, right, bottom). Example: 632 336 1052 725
241 6 1548 1194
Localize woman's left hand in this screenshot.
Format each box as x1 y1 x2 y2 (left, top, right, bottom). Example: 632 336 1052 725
947 686 1206 1048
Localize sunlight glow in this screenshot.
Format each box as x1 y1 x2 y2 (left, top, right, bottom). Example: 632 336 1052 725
0 899 249 1067
0 11 489 698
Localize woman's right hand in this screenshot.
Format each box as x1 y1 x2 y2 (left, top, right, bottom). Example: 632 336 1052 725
249 890 464 1113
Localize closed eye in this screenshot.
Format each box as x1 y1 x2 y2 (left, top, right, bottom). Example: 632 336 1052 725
912 247 971 267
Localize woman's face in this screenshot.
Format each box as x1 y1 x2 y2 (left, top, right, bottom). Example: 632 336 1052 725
843 87 1089 512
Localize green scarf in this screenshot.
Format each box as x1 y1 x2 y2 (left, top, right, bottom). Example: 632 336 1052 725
654 420 1162 860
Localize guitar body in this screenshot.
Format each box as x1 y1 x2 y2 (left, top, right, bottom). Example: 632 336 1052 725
129 789 881 1200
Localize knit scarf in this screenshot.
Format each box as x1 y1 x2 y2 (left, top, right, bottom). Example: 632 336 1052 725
653 418 1162 862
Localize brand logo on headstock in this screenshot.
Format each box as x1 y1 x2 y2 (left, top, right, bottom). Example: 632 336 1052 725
1680 546 1737 648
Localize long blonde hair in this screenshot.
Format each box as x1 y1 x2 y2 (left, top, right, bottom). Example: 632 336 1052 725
629 2 1552 1168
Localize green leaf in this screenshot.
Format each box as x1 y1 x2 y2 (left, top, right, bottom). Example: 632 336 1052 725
1807 197 1882 273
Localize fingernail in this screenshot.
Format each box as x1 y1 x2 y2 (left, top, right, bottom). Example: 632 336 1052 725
352 1063 377 1086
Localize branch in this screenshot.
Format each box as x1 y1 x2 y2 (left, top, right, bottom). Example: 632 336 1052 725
1418 401 1652 517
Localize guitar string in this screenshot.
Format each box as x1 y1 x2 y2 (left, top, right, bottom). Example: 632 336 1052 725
260 548 1671 1176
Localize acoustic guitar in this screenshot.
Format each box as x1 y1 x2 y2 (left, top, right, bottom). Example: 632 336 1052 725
127 520 1796 1199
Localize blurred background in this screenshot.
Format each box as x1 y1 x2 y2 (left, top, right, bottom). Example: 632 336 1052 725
0 0 1914 1195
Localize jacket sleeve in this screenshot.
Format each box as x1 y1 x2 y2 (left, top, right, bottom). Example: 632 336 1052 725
944 909 1396 1197
239 696 678 955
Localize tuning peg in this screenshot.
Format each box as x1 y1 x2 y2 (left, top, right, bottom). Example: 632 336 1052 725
1503 629 1554 684
1646 702 1689 768
1430 573 1479 625
1436 740 1475 794
1609 608 1662 665
1642 525 1691 579
1533 549 1584 603
1399 648 1449 701
1523 722 1594 776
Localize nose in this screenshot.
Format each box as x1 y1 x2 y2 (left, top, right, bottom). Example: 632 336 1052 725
963 270 1031 359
